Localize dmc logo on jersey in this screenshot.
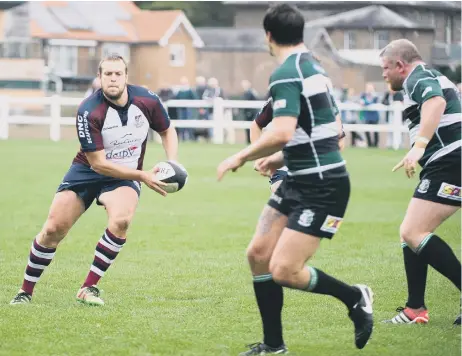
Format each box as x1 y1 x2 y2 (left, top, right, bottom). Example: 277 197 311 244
77 111 92 144
106 146 138 160
134 115 144 128
320 215 343 233
437 182 461 201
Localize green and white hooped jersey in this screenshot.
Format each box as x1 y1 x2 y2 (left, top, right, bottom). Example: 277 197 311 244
268 50 345 180
402 64 461 167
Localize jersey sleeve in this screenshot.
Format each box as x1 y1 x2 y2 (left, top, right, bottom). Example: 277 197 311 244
269 79 302 119
76 107 104 152
408 77 443 105
254 99 273 129
146 94 171 133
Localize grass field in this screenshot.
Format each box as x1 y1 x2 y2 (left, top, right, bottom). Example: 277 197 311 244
0 140 460 356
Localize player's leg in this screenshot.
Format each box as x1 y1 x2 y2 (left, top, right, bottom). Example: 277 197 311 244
386 165 461 324
269 225 373 350
241 179 289 355
77 182 140 306
388 198 460 324
10 190 85 304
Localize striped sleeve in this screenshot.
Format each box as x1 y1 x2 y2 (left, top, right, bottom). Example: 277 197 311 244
408 77 443 105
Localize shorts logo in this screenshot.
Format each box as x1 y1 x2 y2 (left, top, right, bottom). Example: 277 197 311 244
298 209 314 227
133 181 141 191
437 182 461 201
270 193 282 204
273 99 287 110
320 215 343 234
417 179 430 194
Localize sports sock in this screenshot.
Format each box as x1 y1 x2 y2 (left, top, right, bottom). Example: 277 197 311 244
253 274 284 348
82 229 126 288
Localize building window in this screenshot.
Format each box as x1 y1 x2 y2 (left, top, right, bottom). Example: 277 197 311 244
344 31 356 50
48 45 78 76
445 15 453 44
374 31 390 49
101 43 130 62
169 44 185 67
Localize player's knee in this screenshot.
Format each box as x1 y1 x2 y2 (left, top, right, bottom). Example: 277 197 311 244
269 261 293 286
42 220 70 243
246 240 272 265
399 222 414 243
110 215 131 234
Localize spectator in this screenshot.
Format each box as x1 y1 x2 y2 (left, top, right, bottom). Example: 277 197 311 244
175 76 197 141
241 80 259 143
202 78 224 139
360 83 380 148
341 87 366 147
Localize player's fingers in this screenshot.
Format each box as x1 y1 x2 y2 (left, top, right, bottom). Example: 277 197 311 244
151 184 167 196
152 178 168 186
392 159 404 172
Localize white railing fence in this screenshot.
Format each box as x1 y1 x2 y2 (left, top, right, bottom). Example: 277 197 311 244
0 96 408 149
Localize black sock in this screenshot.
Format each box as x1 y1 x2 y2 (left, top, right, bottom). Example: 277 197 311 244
305 266 362 309
253 274 284 348
403 243 428 309
416 234 461 290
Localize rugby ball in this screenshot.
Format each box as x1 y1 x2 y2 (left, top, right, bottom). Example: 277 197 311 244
153 161 188 193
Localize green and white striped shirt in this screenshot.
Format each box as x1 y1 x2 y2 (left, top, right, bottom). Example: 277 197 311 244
268 51 345 180
402 64 461 167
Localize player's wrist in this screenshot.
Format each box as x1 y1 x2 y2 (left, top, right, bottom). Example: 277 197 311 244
414 136 429 149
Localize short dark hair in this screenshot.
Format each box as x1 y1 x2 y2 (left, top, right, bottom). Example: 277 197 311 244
263 4 305 46
98 53 128 74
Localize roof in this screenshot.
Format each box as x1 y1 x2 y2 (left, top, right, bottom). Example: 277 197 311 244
196 27 324 51
224 1 461 11
304 5 434 30
27 1 203 46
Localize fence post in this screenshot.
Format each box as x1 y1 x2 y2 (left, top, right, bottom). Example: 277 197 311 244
50 94 61 142
392 101 403 150
0 96 9 140
212 97 224 144
224 108 235 144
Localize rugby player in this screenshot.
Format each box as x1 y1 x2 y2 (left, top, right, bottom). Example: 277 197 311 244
10 54 179 306
380 39 461 325
217 4 373 354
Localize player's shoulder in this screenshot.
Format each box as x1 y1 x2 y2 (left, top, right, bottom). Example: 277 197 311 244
269 56 300 86
129 84 162 103
78 89 105 117
405 64 439 92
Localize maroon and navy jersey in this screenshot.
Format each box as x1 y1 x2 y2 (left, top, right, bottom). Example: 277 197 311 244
73 84 170 170
254 98 273 129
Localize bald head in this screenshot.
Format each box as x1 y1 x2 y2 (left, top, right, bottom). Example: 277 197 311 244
380 39 424 91
379 39 422 64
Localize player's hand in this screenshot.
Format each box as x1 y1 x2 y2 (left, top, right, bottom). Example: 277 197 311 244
140 169 168 196
217 154 246 181
254 158 271 177
392 146 425 178
256 156 279 177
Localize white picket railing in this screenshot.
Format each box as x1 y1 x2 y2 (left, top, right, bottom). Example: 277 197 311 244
0 95 408 149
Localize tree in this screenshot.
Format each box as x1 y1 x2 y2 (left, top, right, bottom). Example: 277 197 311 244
134 1 234 27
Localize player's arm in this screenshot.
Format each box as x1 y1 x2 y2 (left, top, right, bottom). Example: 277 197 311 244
250 121 263 143
250 98 273 143
85 150 144 181
158 126 179 162
148 94 179 162
393 78 446 176
238 81 300 162
411 78 446 148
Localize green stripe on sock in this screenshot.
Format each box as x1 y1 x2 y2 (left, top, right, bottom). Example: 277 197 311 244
306 266 318 292
415 233 434 255
253 274 273 283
